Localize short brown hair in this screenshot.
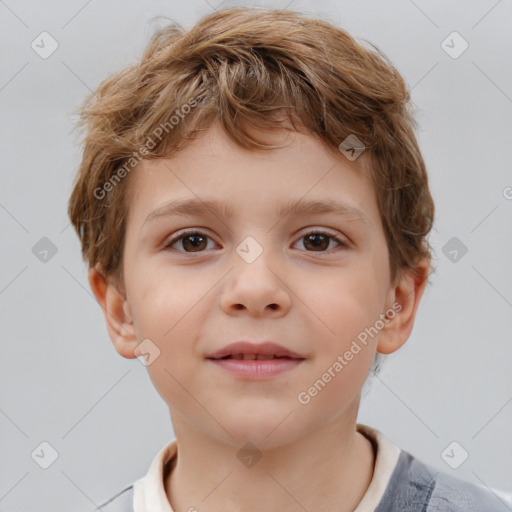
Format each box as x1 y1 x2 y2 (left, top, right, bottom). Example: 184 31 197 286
68 6 435 293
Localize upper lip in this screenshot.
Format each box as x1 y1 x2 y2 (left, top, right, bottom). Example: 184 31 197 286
206 341 305 359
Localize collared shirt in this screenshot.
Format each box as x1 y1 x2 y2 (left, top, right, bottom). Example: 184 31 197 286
97 423 507 511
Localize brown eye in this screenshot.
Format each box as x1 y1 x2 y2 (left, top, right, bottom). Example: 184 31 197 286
303 233 330 251
181 233 207 252
295 231 346 252
165 231 213 252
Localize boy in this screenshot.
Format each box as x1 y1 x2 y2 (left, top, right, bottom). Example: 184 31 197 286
68 7 504 511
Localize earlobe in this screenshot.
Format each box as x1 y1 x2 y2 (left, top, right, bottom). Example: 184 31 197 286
88 266 138 359
376 257 430 355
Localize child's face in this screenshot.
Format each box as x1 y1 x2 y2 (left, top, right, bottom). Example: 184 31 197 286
107 122 410 447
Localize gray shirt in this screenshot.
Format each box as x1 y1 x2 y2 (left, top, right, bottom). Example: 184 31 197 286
375 449 506 511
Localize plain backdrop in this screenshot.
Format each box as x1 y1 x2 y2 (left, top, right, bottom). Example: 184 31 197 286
1 1 511 510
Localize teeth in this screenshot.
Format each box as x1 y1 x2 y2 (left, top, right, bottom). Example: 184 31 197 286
229 354 276 360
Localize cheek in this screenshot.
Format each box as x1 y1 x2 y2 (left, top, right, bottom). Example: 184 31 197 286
305 270 385 348
300 269 384 402
130 278 206 409
129 265 216 361
128 264 204 334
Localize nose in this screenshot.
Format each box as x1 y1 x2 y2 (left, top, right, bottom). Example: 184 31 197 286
219 245 292 317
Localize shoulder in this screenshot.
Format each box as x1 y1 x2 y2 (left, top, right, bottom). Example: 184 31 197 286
428 469 506 511
96 484 134 512
376 449 506 511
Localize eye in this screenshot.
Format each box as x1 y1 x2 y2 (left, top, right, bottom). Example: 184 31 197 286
294 230 348 253
164 230 216 253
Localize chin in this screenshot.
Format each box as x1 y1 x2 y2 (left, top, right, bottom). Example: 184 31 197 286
217 411 302 448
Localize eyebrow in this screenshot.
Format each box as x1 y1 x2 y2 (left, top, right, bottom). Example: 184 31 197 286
142 197 371 229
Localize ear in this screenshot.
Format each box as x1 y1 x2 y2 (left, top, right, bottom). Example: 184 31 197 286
377 257 431 355
88 265 139 359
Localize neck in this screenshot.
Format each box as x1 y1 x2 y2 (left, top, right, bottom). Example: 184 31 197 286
164 417 375 512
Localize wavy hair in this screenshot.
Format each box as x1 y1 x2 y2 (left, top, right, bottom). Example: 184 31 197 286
68 7 436 296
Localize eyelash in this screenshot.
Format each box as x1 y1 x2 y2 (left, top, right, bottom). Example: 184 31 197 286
164 229 348 254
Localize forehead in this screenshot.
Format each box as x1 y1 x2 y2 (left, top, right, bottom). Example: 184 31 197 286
125 123 379 229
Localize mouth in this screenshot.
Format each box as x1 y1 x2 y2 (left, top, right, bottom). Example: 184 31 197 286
205 341 305 360
208 354 302 360
205 341 306 379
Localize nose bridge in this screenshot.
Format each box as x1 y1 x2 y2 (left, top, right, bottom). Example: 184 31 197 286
234 232 281 287
221 231 291 315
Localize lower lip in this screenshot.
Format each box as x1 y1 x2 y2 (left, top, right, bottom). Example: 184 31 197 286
207 358 304 379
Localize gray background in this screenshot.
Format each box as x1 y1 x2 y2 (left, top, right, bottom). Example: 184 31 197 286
1 0 511 510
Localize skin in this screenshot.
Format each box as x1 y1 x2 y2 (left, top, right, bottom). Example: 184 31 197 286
89 121 429 512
